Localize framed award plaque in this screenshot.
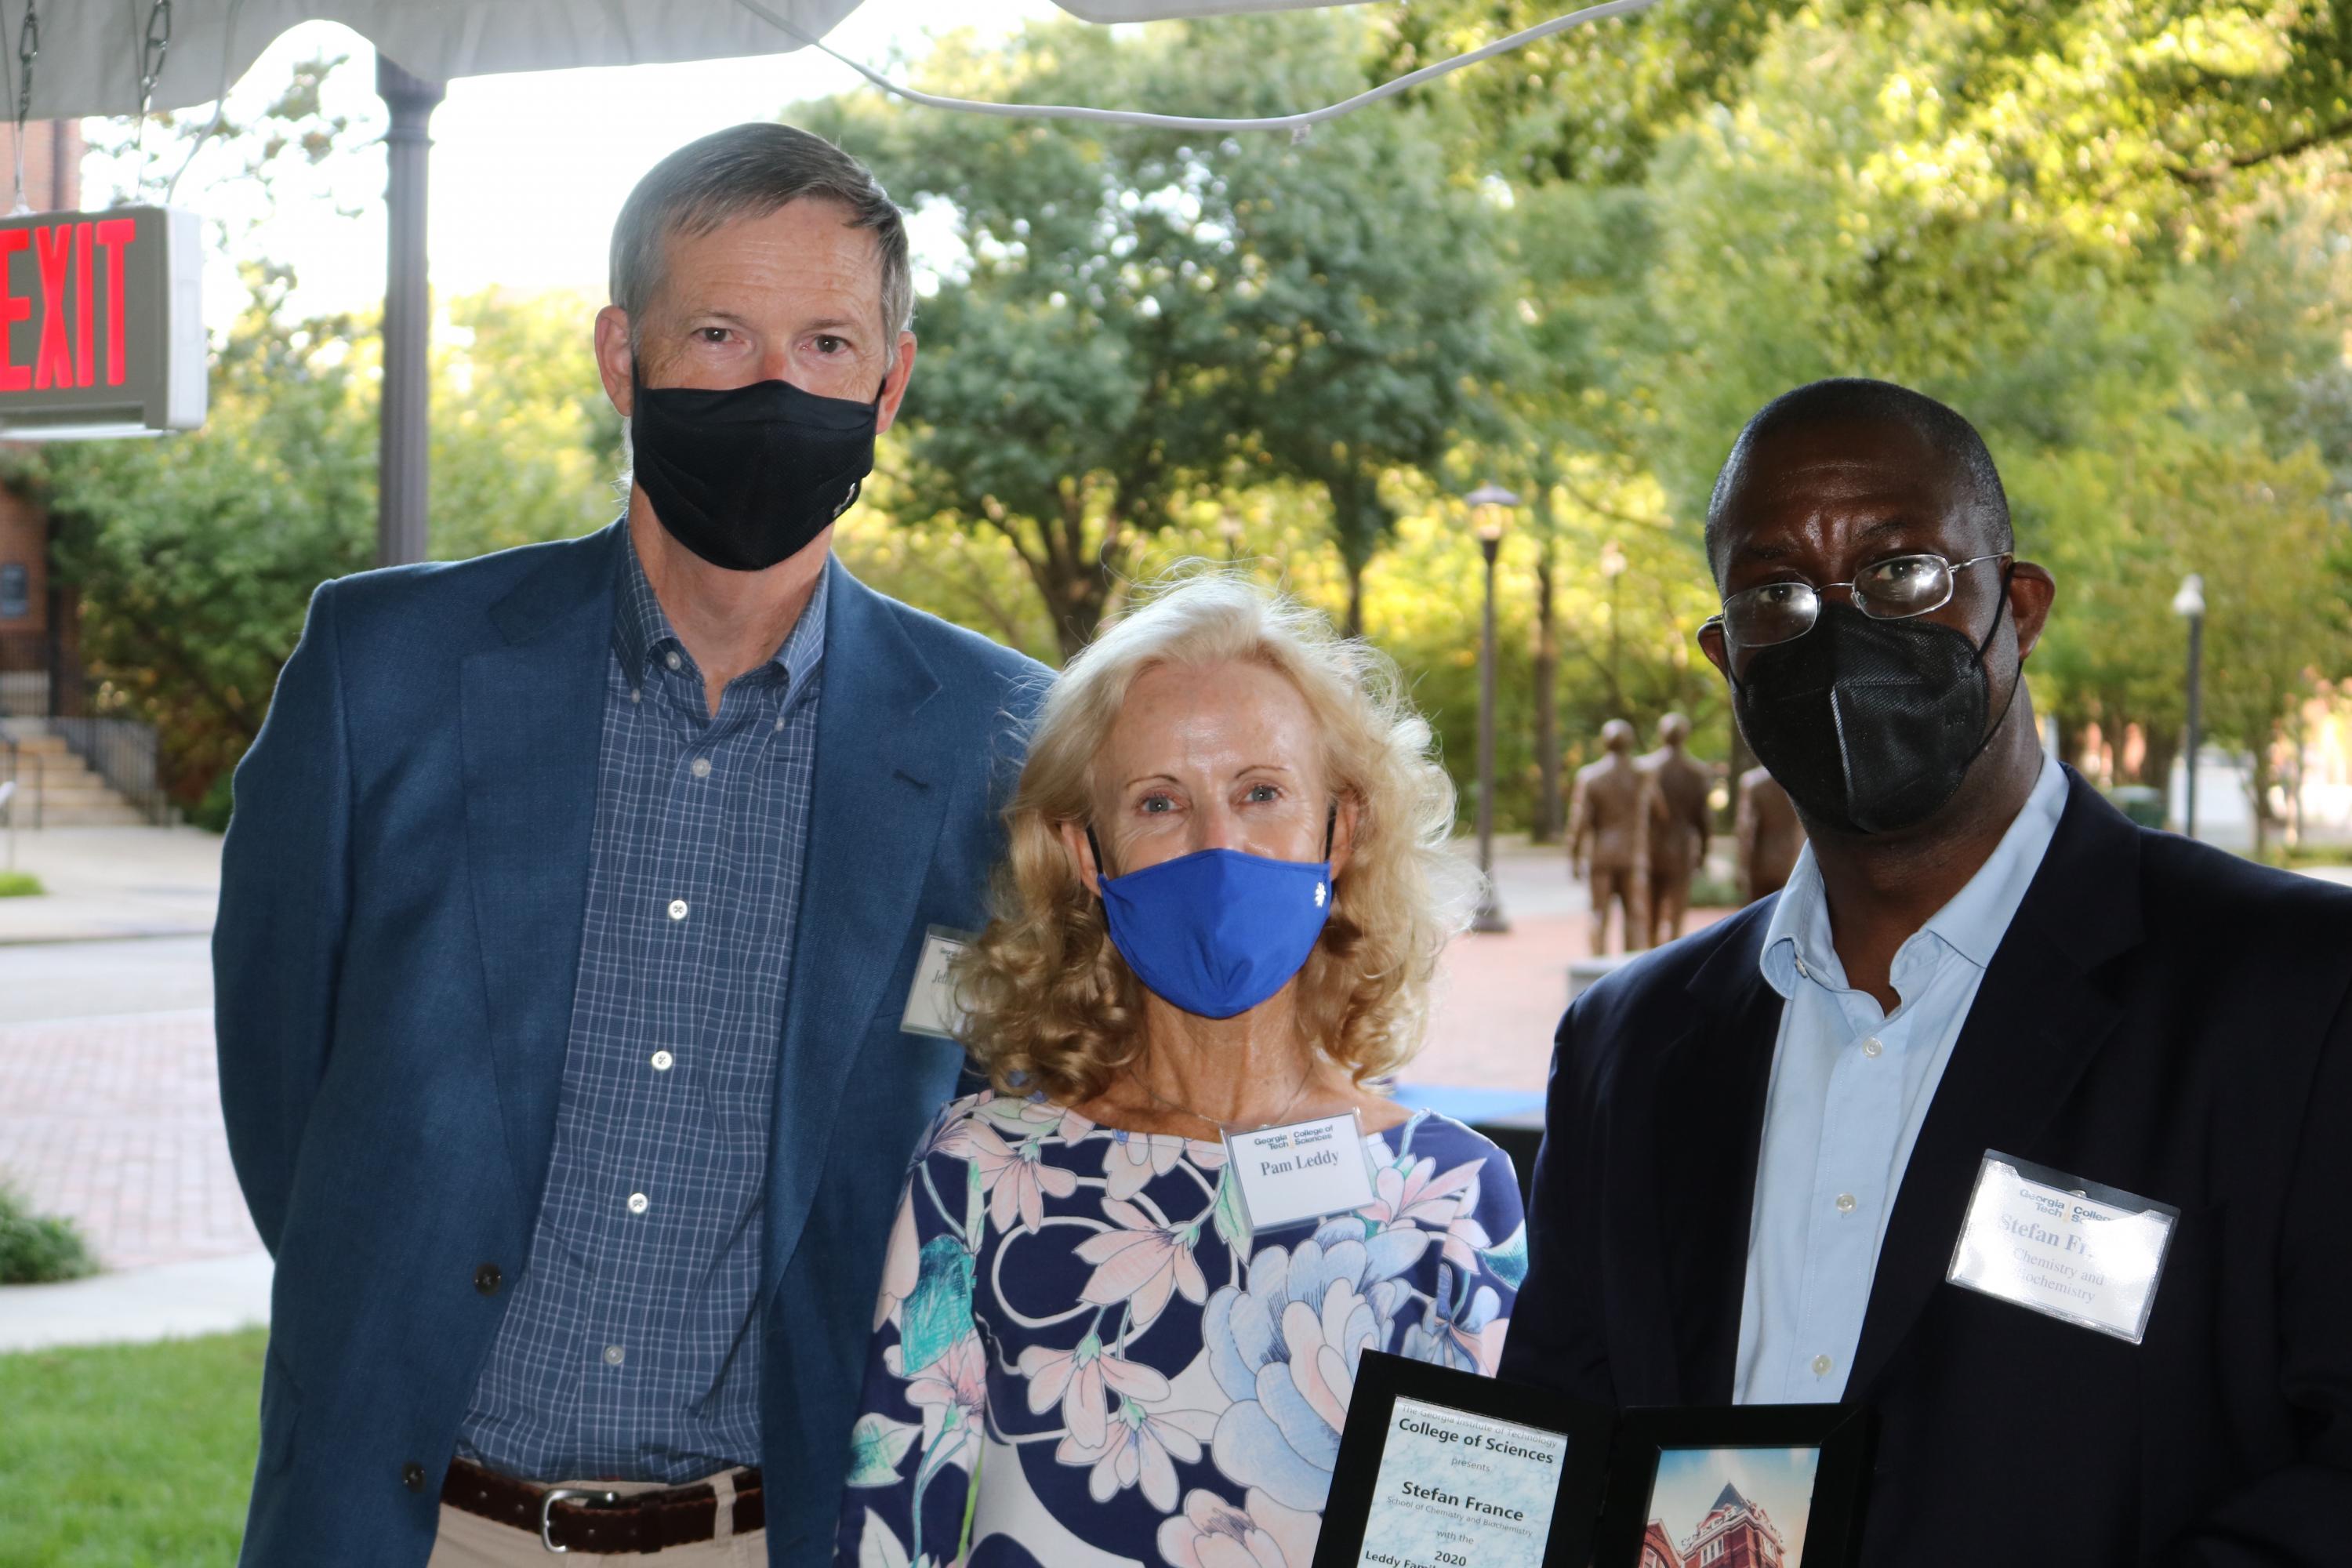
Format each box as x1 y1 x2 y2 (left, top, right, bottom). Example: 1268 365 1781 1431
1312 1352 1614 1568
1590 1403 1875 1568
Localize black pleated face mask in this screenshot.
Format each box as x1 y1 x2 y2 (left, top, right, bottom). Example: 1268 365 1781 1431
629 367 885 572
1730 590 2015 836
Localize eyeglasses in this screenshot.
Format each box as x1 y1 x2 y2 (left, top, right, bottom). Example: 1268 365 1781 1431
1704 552 2009 648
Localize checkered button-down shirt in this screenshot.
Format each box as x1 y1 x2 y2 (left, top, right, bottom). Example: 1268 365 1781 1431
457 533 827 1482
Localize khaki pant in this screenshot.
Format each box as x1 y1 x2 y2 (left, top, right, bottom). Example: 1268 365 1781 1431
426 1470 766 1566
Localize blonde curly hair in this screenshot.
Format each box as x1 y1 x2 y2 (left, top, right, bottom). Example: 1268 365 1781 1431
956 572 1478 1103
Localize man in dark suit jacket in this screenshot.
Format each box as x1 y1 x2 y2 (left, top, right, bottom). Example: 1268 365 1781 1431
216 125 1045 1566
1504 378 2352 1566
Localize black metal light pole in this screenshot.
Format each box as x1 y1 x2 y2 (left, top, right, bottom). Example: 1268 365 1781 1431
1466 482 1518 935
2173 573 2205 839
377 56 445 568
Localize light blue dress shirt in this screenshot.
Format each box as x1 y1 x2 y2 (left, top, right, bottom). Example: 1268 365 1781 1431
1732 753 2067 1404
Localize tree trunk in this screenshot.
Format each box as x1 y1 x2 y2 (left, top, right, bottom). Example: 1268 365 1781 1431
1342 557 1366 640
1532 528 1562 843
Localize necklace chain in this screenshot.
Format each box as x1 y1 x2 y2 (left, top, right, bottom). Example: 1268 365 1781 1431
1127 1053 1316 1137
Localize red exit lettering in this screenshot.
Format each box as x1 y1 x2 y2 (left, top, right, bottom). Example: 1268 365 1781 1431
0 216 137 393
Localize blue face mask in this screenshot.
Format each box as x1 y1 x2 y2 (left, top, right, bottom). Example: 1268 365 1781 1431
1090 818 1335 1021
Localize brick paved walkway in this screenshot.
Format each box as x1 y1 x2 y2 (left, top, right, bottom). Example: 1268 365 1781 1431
0 842 1730 1273
0 1007 260 1271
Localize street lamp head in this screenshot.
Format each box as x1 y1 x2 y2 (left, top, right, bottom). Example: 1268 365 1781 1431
1465 481 1517 544
2171 573 2205 619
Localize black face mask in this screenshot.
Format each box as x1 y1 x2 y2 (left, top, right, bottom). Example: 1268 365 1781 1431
1730 586 2016 836
630 368 886 572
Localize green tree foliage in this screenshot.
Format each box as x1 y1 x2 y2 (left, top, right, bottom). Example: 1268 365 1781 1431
803 12 1517 650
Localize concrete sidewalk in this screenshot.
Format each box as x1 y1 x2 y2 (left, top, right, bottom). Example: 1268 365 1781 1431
0 824 222 945
0 1249 271 1352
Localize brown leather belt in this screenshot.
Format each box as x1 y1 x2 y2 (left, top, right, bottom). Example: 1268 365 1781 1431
442 1456 765 1555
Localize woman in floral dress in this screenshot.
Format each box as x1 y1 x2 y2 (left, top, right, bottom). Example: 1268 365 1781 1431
833 576 1526 1568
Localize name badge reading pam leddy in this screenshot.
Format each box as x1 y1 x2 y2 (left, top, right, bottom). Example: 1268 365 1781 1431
1225 1112 1381 1232
1946 1151 2180 1345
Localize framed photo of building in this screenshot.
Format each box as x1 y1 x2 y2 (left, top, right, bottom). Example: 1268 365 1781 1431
1592 1404 1873 1568
1312 1352 1615 1568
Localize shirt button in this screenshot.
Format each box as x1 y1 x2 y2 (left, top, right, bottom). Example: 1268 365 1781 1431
626 1192 649 1215
603 1345 626 1367
664 651 683 672
1795 956 1810 979
1835 1192 1857 1214
650 1050 674 1073
401 1461 427 1493
473 1261 503 1296
690 757 712 779
1811 1354 1833 1377
667 898 688 921
1862 1036 1884 1058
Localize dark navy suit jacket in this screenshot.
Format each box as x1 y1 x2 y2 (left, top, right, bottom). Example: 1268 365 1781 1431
1503 769 2352 1566
214 522 1046 1566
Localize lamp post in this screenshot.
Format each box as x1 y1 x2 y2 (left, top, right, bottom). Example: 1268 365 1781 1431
2172 573 2205 840
1465 482 1518 934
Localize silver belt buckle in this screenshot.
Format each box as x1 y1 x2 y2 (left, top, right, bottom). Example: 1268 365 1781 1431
539 1487 619 1555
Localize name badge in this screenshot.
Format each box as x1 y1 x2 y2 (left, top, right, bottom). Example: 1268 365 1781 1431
1945 1150 2180 1345
898 927 973 1040
1225 1111 1379 1232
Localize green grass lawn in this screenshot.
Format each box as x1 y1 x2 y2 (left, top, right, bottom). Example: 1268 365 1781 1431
0 1329 262 1566
0 870 43 897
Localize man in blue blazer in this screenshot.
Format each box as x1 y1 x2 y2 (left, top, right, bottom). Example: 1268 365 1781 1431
1504 379 2352 1564
216 125 1045 1566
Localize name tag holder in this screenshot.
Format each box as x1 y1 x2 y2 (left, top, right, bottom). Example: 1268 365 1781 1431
899 926 974 1040
1223 1110 1381 1232
1945 1149 2180 1345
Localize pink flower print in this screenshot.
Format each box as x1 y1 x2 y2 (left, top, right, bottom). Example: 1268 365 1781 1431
903 1330 989 1468
1055 1396 1217 1513
1103 1131 1185 1202
969 1120 1080 1236
1017 1331 1171 1450
1156 1486 1323 1568
1368 1156 1490 1268
1076 1199 1209 1327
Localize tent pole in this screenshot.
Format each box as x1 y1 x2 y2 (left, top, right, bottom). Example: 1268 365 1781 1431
376 56 445 568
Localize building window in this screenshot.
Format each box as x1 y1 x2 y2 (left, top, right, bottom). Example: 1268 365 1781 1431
1702 1542 1724 1565
0 563 26 620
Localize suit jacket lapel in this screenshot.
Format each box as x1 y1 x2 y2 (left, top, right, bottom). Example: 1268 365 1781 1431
762 564 948 1296
459 524 622 1214
1846 771 2143 1399
1647 914 1784 1403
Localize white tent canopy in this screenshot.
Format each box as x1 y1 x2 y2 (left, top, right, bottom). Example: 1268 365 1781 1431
19 0 1371 120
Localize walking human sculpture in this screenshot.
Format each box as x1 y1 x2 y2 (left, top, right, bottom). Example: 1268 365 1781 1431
1735 762 1806 903
1566 718 1647 956
1636 712 1714 946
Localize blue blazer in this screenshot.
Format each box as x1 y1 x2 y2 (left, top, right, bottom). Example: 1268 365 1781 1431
1502 769 2352 1565
214 522 1046 1566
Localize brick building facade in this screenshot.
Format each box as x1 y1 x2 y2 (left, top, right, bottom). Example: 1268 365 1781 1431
0 118 85 717
1640 1481 1795 1568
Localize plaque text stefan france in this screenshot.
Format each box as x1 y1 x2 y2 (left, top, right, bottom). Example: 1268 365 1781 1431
1395 1481 1529 1523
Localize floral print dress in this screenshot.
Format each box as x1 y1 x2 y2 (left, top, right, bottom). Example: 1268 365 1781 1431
833 1091 1526 1568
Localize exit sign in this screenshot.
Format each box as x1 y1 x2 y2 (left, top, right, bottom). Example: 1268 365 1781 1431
0 205 205 439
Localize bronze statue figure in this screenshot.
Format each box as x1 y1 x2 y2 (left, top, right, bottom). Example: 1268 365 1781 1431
1566 718 1646 956
1635 712 1713 947
1735 763 1806 903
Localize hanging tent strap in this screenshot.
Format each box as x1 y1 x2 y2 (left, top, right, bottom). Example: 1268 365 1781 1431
735 0 1661 136
5 1 34 215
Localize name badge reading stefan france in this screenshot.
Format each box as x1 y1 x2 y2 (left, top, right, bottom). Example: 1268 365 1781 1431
1225 1112 1380 1232
898 927 973 1040
1946 1151 2180 1345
